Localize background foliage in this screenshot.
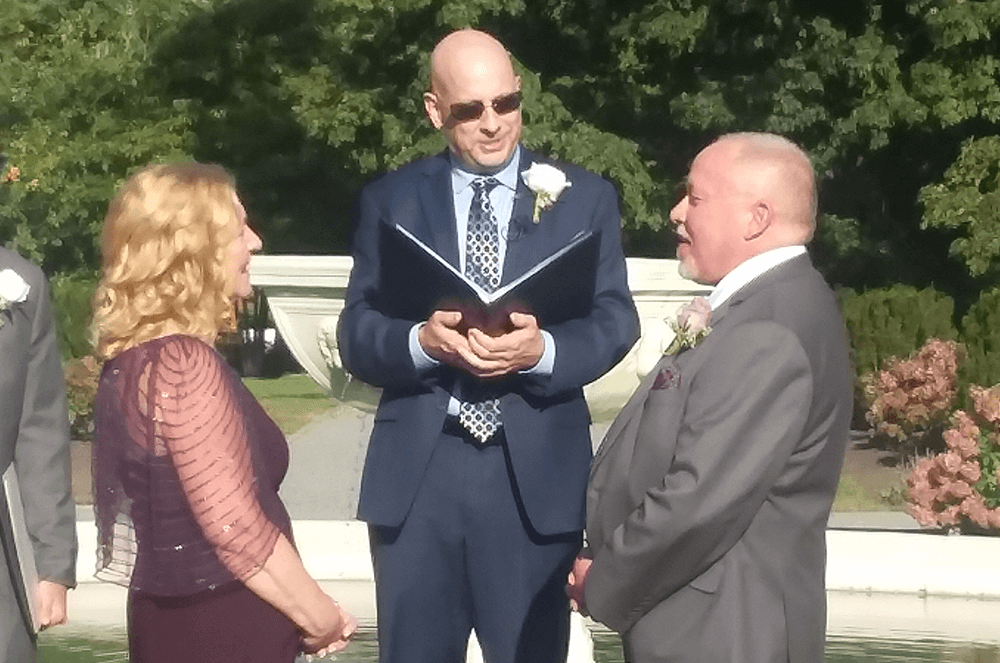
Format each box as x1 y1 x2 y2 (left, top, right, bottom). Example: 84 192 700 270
839 285 956 378
3 0 1000 322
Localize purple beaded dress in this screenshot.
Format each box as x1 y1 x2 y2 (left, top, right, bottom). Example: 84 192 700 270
93 335 300 662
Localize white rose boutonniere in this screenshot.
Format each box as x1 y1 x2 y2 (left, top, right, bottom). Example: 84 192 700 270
521 163 571 223
0 268 30 329
664 296 711 355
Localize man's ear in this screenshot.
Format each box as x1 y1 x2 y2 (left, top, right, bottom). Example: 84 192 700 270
745 201 771 241
424 92 445 129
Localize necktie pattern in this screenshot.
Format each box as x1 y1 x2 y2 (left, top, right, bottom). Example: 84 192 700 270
460 177 502 443
464 177 502 291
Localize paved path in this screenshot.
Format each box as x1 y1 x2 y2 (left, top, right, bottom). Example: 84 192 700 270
279 404 374 520
279 404 616 522
279 403 922 530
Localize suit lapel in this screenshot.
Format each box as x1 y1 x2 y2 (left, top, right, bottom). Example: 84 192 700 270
500 150 541 285
591 354 671 472
417 151 461 269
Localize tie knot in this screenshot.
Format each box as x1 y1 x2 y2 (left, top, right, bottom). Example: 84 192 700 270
473 177 501 195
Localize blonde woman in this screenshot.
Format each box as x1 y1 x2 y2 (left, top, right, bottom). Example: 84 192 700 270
91 163 356 662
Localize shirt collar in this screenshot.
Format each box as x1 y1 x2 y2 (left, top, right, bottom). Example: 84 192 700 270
708 245 807 310
451 145 521 194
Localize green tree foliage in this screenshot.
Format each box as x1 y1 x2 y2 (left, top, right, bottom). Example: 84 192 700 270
1 1 197 273
921 136 1000 279
2 0 657 271
152 0 657 255
3 0 1000 300
500 0 1000 296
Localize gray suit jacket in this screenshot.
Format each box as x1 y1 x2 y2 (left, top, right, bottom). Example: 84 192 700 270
586 255 851 663
0 248 76 658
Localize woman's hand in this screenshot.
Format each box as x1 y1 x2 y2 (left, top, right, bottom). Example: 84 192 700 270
302 597 358 659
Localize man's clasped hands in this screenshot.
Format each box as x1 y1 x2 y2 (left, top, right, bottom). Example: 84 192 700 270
419 310 545 378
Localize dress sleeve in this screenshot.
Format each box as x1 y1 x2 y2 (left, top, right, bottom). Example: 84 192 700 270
148 337 281 581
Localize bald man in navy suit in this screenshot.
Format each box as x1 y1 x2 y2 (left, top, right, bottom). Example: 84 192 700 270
338 29 639 663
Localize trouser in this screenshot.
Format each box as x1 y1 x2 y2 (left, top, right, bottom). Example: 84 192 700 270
369 425 581 663
0 541 34 663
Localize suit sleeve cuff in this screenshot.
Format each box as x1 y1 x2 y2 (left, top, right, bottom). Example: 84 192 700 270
521 330 555 375
409 323 440 372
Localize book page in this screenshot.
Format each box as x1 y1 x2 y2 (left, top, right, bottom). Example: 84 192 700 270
2 465 39 633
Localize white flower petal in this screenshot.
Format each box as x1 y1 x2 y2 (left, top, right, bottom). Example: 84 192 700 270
0 269 30 303
521 163 572 216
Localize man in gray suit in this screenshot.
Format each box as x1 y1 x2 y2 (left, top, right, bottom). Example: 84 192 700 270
0 247 76 660
569 133 852 662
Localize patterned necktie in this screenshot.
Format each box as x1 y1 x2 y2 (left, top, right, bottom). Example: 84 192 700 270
459 177 502 443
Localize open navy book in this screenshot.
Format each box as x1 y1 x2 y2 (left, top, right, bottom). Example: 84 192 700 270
1 465 39 634
377 221 599 334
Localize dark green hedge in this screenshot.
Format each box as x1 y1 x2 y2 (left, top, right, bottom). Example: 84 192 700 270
49 271 97 360
961 287 1000 389
839 285 957 378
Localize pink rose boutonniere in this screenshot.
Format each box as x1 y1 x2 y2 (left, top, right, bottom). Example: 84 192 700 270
664 296 711 355
0 268 30 329
521 163 571 223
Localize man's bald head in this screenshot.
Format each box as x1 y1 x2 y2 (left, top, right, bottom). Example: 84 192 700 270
713 132 817 243
424 29 522 172
429 30 515 97
670 132 818 285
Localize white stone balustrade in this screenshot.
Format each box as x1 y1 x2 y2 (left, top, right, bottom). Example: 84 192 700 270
249 255 710 417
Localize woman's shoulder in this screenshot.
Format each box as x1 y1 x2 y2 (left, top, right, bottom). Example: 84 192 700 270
113 333 228 377
154 334 229 373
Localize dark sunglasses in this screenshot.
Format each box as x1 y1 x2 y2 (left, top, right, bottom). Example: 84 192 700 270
448 91 522 123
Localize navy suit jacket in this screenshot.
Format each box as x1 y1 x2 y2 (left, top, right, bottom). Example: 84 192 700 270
338 148 639 536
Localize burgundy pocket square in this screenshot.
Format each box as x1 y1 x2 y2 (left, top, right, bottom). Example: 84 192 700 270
652 364 681 390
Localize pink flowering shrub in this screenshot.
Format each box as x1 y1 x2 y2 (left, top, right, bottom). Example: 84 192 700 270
862 338 964 460
906 385 1000 530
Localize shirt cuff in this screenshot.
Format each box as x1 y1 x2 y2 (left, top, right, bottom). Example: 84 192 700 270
409 323 440 371
521 330 555 375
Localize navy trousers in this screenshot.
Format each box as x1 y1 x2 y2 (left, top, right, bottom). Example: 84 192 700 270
369 427 581 663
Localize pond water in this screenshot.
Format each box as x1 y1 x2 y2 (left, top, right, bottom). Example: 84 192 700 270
35 583 1000 662
36 624 1000 663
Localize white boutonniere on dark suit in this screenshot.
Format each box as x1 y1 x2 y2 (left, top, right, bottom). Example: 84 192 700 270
663 296 711 355
521 163 571 223
0 268 30 328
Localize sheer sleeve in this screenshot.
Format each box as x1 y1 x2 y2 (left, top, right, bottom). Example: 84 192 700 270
148 337 281 582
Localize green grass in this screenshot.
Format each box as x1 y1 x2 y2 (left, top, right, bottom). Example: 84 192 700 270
243 373 337 436
832 473 905 512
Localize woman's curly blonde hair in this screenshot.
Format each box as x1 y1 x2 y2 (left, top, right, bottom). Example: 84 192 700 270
93 163 240 360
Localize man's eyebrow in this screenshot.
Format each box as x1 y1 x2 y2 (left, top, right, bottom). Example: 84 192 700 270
673 178 689 203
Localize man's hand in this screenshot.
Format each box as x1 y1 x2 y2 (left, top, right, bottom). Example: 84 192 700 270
36 580 68 630
565 548 593 615
465 312 544 378
418 310 480 371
